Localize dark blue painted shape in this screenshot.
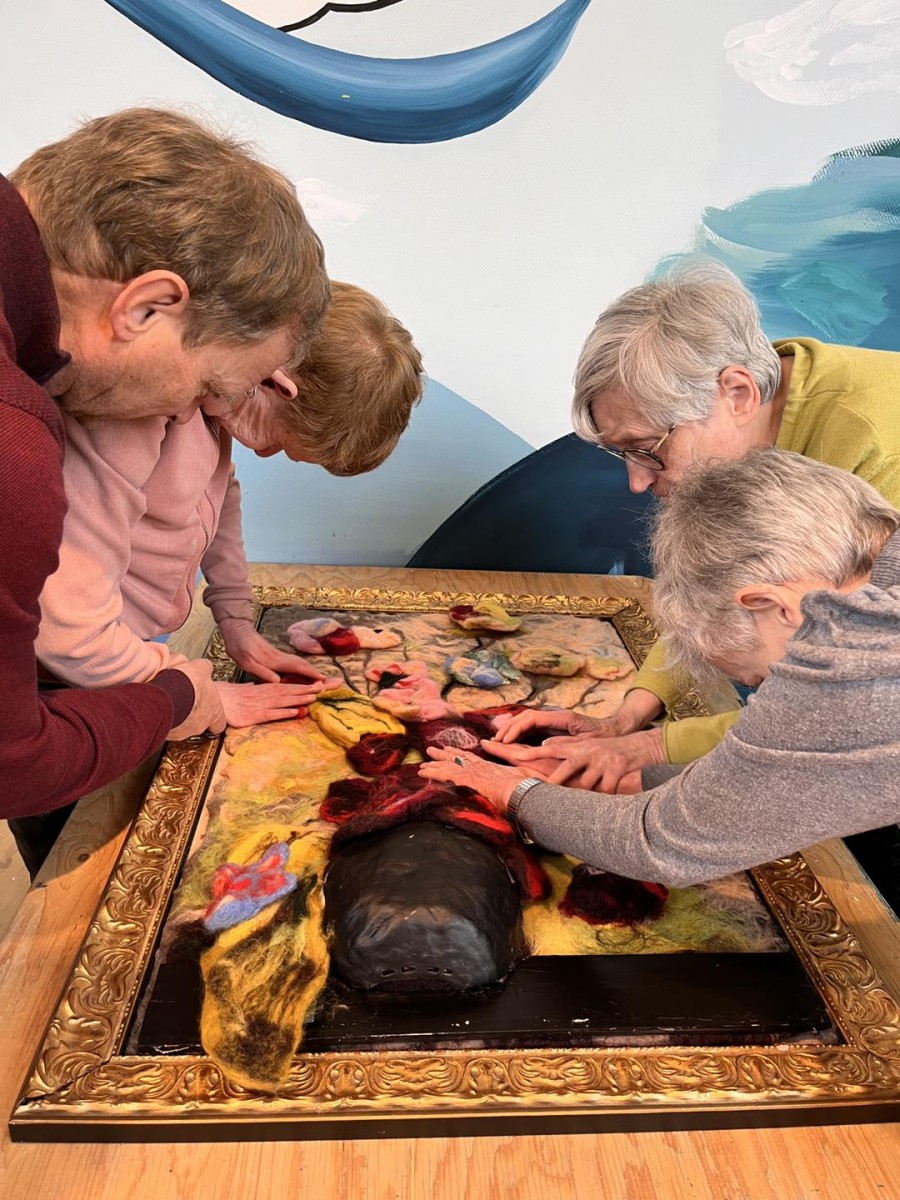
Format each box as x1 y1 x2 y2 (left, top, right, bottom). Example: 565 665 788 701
408 433 653 575
105 0 591 144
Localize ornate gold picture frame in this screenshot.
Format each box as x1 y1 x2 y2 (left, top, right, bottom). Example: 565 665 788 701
10 587 900 1140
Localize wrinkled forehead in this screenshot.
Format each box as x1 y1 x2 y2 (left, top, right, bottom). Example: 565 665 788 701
589 388 658 444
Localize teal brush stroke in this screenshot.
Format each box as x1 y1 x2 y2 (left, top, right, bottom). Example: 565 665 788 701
655 149 900 348
105 0 591 144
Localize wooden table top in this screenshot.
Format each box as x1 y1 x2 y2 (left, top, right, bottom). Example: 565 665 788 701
1 565 898 1200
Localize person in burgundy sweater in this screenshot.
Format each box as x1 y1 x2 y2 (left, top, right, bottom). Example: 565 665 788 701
1 108 330 876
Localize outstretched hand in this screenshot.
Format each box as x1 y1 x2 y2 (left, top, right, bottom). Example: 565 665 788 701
216 679 326 728
483 727 666 794
418 747 532 812
167 658 227 740
219 619 338 686
490 694 659 745
490 707 606 744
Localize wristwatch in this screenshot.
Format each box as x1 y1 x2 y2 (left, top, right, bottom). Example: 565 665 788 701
506 777 545 845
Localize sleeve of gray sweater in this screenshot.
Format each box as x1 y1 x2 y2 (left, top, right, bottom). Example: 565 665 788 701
517 553 900 888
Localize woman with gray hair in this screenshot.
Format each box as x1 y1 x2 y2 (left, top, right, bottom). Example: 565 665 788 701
503 260 900 785
419 450 900 887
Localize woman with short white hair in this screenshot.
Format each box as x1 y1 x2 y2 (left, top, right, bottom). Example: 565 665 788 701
535 260 900 782
420 450 900 887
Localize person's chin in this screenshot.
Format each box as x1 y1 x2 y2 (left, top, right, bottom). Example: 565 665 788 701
254 446 280 458
736 670 766 688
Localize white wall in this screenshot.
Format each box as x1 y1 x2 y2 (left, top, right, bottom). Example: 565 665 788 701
4 0 897 561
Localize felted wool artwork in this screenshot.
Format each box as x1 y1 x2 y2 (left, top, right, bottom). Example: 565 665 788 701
199 831 330 1091
509 644 585 677
366 660 455 722
405 704 528 760
560 865 669 925
308 686 405 747
287 616 403 656
321 763 551 902
585 655 634 681
204 841 297 933
446 647 522 689
343 706 530 775
346 732 412 776
448 600 522 633
524 855 786 956
287 616 353 654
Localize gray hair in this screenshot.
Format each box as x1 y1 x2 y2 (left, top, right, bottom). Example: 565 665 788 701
572 260 782 442
651 449 900 679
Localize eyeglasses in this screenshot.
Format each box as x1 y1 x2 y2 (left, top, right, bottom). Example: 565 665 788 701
596 424 677 472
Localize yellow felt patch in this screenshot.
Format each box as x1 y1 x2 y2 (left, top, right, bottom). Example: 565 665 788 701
200 837 330 1092
308 686 405 747
585 655 634 681
450 599 522 632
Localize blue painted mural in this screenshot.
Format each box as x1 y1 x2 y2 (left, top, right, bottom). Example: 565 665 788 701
234 378 533 566
654 142 900 351
104 0 591 143
280 2 405 34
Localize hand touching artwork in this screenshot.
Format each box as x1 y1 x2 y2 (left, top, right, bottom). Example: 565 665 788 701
219 617 334 684
418 746 532 813
485 727 667 793
167 658 228 740
215 679 328 727
491 688 661 748
490 707 607 743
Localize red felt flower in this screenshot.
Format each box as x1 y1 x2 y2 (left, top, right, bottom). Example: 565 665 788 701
317 626 361 656
559 866 669 926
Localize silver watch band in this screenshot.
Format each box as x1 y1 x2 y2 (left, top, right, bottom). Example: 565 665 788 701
507 777 544 844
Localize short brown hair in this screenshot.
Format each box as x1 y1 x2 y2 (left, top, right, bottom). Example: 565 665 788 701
282 282 424 476
12 107 329 351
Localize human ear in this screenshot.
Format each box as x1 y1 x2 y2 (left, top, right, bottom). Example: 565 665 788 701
718 365 761 424
267 368 298 400
735 584 803 630
108 270 190 342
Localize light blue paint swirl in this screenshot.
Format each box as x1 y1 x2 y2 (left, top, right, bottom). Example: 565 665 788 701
655 146 900 349
105 0 591 143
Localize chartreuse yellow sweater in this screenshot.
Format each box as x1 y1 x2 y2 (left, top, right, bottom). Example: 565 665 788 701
635 338 900 763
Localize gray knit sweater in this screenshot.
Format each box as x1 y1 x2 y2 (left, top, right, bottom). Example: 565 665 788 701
517 529 900 887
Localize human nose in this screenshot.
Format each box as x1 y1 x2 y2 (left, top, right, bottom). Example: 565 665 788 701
625 459 657 494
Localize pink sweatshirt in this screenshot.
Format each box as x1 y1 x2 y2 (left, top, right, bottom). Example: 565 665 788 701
35 411 255 686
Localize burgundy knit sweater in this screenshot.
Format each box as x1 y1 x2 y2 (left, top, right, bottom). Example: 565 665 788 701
0 175 193 818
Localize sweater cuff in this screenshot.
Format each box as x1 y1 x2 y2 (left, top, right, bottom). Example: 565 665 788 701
515 783 560 850
209 604 255 627
149 668 195 727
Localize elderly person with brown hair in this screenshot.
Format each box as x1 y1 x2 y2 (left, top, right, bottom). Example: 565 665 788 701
421 450 900 886
488 260 900 789
34 281 424 728
207 281 424 474
1 107 328 871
